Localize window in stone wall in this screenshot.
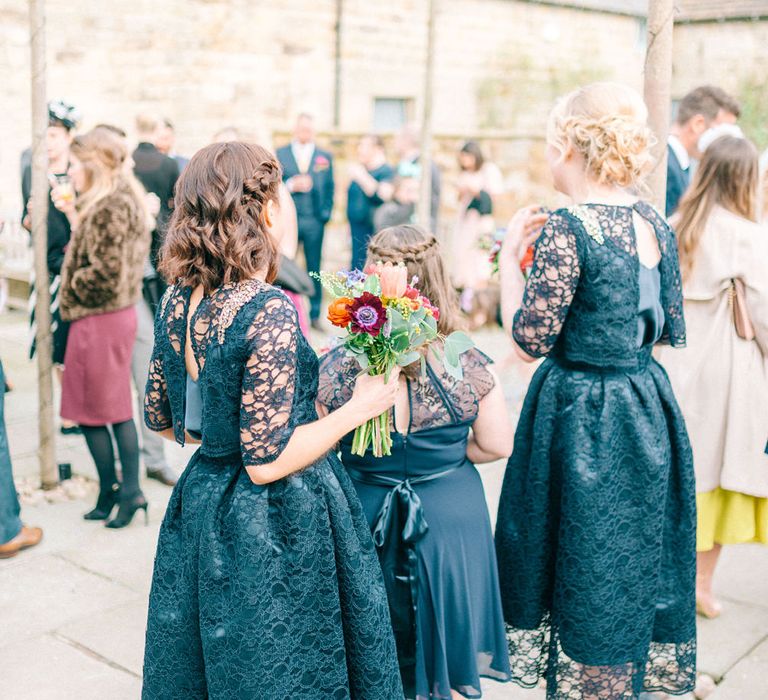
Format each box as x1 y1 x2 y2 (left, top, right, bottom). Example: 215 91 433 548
373 98 413 132
636 18 647 52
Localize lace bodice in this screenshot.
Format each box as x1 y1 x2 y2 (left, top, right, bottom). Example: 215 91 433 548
513 202 685 367
144 280 319 461
318 346 495 433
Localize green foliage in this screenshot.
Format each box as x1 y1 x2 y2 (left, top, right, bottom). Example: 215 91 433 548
738 75 768 150
442 331 474 380
363 274 381 295
311 271 350 298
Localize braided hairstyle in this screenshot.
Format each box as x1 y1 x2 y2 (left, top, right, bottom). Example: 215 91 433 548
159 141 281 292
367 225 463 337
547 82 654 190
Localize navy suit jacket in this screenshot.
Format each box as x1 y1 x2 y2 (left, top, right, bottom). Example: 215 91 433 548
666 145 690 217
277 144 335 226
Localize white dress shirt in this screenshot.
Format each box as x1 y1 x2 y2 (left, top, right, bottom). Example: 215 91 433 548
291 141 315 174
667 135 690 171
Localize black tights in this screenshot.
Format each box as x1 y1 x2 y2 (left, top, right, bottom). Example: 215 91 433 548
81 420 141 501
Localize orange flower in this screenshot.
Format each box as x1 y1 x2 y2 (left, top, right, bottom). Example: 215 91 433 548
328 297 354 327
377 262 408 298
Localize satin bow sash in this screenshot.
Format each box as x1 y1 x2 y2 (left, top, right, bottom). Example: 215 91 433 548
346 462 466 696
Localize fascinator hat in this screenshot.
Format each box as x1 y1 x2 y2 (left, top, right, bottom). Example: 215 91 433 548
48 99 81 131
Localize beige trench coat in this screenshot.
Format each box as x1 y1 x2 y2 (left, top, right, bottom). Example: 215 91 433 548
657 206 768 497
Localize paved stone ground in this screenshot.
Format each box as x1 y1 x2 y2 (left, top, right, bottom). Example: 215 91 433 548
1 289 766 698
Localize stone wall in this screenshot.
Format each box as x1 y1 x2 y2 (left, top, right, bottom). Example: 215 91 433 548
0 1 765 222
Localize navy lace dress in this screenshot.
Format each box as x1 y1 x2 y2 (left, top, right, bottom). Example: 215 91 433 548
318 348 511 700
495 203 697 698
141 280 403 700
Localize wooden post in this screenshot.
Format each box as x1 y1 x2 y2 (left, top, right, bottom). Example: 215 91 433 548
332 0 343 129
29 0 57 489
644 0 675 211
417 0 436 230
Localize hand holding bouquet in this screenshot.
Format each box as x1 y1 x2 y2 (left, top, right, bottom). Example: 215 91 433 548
488 206 550 278
314 264 474 457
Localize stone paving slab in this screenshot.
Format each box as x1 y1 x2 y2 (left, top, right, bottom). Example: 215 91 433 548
56 598 149 678
0 553 140 651
0 633 141 700
709 636 768 700
696 595 768 681
713 544 768 610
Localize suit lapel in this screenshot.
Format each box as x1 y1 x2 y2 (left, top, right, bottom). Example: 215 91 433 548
281 147 300 178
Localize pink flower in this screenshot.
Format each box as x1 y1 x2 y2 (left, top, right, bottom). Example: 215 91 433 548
376 262 408 299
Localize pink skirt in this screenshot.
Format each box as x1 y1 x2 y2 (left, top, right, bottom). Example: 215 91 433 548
60 306 137 426
283 290 310 338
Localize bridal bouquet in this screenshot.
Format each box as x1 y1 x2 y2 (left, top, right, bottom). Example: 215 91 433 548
314 263 473 457
486 229 535 278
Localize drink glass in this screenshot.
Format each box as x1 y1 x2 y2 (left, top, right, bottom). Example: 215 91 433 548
51 174 75 203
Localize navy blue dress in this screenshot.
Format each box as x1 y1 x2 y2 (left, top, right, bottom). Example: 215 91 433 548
142 280 403 699
495 203 697 699
319 348 511 700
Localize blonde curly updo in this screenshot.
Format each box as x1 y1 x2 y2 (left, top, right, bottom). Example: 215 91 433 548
547 82 654 189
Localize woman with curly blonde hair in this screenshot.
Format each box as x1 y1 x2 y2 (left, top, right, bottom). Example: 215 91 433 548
495 83 696 698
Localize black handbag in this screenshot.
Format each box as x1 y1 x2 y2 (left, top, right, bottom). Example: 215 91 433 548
274 255 314 296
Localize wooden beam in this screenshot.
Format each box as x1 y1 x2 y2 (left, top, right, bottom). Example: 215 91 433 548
644 0 675 211
417 0 436 231
29 0 57 488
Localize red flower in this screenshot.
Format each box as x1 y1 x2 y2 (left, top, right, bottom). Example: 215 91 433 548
520 245 535 274
404 285 420 300
348 293 387 336
420 297 440 320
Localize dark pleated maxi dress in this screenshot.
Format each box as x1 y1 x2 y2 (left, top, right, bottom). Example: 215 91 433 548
319 347 511 700
496 203 697 699
141 281 403 700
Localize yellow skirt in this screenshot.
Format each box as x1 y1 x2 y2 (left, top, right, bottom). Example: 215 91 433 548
697 487 768 552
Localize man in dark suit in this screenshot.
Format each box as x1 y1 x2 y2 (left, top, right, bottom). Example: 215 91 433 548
131 114 180 487
666 86 740 216
155 118 190 173
277 114 335 330
133 114 180 265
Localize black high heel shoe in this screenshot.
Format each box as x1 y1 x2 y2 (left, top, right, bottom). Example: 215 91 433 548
83 484 121 521
105 495 149 529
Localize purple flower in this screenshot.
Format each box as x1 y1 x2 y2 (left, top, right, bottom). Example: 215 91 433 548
337 269 367 286
349 292 387 336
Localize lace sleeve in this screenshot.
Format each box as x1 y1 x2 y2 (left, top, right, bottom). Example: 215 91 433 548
512 210 581 357
462 348 495 402
317 346 357 411
240 295 299 466
144 305 172 432
657 221 687 347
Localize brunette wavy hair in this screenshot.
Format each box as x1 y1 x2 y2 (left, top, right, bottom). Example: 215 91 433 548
159 141 282 292
675 135 759 280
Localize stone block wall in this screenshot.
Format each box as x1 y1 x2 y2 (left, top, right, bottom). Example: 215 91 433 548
0 0 765 223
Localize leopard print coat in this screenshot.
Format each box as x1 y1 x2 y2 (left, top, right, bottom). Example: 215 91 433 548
60 179 150 322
